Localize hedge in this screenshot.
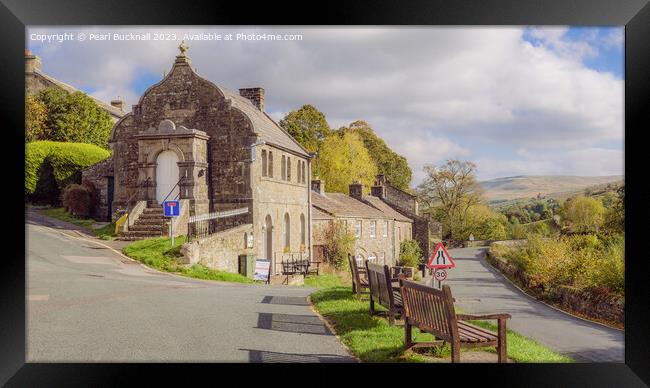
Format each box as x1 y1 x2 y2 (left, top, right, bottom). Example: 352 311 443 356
26 141 110 199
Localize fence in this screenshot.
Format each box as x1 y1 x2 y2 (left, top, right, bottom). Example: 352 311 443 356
187 207 248 242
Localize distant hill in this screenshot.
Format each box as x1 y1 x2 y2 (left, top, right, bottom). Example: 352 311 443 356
480 175 623 204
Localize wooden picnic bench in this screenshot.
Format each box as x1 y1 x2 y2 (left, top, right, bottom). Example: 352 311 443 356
348 254 369 299
398 276 511 363
366 262 403 325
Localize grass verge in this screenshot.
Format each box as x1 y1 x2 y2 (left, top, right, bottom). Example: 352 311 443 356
307 274 573 363
122 236 254 284
41 207 116 239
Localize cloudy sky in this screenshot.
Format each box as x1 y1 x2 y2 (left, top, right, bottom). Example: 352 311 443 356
27 26 624 185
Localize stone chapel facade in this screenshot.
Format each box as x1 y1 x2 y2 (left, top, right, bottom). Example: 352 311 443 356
98 43 313 263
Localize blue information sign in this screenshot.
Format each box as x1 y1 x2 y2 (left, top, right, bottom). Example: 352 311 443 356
163 201 180 217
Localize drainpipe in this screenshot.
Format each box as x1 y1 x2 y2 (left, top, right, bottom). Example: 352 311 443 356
307 152 315 263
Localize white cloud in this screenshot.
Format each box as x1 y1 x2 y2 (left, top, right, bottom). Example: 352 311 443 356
26 26 624 185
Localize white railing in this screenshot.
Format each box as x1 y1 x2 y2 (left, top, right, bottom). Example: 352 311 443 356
188 207 248 223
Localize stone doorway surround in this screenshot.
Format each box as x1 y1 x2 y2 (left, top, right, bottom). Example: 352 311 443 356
135 119 210 215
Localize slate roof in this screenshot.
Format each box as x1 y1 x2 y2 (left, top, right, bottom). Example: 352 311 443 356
363 195 413 222
312 191 412 223
218 87 310 158
312 207 334 220
32 70 126 119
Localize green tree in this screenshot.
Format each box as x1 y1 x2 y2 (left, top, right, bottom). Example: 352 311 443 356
399 239 423 267
603 185 624 234
25 95 49 142
279 104 331 176
339 120 413 191
36 88 113 149
318 131 378 194
563 195 605 233
417 160 484 240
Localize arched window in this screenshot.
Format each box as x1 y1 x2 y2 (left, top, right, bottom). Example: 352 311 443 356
300 213 306 246
281 155 286 180
268 151 274 177
287 157 291 181
261 150 267 177
368 253 377 264
296 160 301 183
302 161 306 183
283 213 291 250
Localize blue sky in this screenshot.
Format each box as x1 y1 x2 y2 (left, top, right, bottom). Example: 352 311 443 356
27 26 624 184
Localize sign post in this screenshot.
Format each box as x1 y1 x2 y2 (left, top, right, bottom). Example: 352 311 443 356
426 242 456 289
163 200 180 248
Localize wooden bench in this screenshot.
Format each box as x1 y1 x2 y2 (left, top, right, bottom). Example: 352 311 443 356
366 262 403 325
398 276 511 363
348 254 369 299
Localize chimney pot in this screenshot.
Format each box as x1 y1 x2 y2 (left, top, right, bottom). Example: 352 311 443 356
110 99 124 111
25 50 41 73
239 87 265 112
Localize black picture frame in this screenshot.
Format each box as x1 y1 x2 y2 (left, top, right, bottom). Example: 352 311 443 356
2 0 648 385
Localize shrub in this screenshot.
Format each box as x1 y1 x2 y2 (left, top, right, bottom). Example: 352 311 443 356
322 220 356 270
563 195 605 233
26 141 110 204
62 184 94 218
35 88 113 149
398 239 422 268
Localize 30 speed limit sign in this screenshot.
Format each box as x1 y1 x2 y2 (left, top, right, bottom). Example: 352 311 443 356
434 269 447 281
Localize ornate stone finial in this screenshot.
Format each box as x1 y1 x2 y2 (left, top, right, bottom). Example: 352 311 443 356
178 40 189 56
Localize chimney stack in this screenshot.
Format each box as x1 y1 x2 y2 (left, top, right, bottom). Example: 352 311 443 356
349 181 363 200
110 98 124 111
25 50 42 73
371 174 386 199
311 178 325 195
239 87 265 112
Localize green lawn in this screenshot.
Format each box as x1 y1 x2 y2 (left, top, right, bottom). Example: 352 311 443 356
41 207 116 239
122 236 254 284
307 274 572 363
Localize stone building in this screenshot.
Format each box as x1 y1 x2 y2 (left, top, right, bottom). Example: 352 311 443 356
370 174 437 257
85 42 313 268
311 180 413 268
25 50 126 122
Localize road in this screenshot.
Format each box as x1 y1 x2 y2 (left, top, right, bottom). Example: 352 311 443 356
439 247 624 362
26 212 355 362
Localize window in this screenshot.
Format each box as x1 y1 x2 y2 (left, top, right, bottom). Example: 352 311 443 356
302 161 306 183
268 151 274 177
287 157 291 181
380 252 385 265
383 221 388 237
281 155 286 180
370 221 376 238
355 254 364 268
355 220 362 238
368 253 377 263
300 214 306 246
261 150 267 177
283 213 291 250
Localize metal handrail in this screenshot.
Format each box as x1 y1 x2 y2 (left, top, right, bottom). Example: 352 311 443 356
161 177 185 203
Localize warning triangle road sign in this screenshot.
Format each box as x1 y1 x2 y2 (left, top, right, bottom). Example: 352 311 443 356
427 242 456 269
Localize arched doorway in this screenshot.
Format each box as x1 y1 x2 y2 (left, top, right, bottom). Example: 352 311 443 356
265 215 273 261
156 150 180 203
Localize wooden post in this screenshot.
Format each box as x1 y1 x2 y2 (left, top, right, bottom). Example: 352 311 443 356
498 318 507 363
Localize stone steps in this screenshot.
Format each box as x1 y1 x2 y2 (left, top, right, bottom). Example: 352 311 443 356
116 204 168 241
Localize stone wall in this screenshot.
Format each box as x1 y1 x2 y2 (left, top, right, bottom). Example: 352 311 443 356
180 224 254 273
81 157 114 221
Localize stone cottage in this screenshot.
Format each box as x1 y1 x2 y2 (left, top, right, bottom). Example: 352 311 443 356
311 179 414 268
83 42 313 268
25 50 126 122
